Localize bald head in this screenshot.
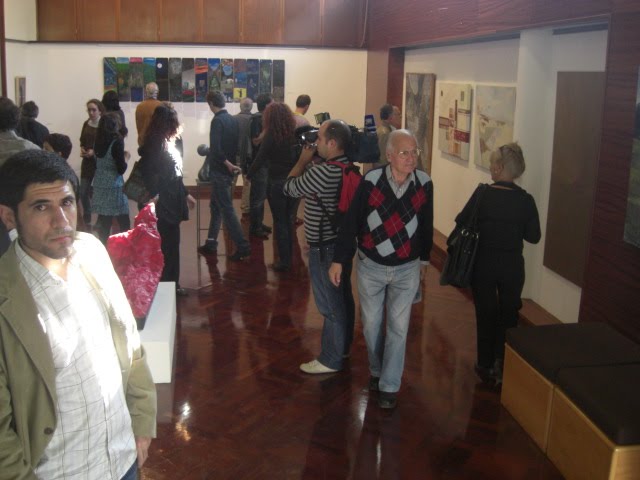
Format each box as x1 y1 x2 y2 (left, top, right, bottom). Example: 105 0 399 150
145 82 159 99
240 97 253 114
387 129 417 153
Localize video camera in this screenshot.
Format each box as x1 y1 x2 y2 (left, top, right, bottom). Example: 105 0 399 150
294 113 380 163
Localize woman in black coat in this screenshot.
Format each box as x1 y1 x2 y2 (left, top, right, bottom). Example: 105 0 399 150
454 143 541 384
139 103 195 296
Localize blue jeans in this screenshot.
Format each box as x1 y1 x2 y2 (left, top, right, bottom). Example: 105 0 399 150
309 244 355 370
206 171 249 252
249 166 268 234
267 178 296 267
357 253 420 393
120 461 138 480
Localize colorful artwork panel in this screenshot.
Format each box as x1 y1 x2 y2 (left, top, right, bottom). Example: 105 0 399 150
116 57 131 102
259 60 272 95
405 73 436 173
181 58 195 102
272 60 285 102
130 57 144 102
155 57 169 101
103 57 117 92
221 58 234 102
168 58 182 103
234 59 247 102
474 85 516 169
207 58 221 93
195 58 208 103
143 57 156 86
624 67 640 248
246 59 259 101
437 83 472 161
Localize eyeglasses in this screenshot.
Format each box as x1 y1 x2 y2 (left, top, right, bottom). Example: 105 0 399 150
395 148 422 159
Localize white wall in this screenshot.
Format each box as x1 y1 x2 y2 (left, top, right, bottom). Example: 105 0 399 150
5 43 367 181
404 27 608 323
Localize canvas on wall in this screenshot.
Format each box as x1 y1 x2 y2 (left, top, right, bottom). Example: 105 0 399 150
474 85 516 169
405 73 436 173
623 67 640 248
438 83 472 161
103 57 284 103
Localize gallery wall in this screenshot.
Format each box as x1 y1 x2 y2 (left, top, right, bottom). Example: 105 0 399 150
4 42 367 181
403 27 608 323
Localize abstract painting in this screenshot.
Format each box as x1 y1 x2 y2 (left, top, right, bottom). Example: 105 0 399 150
221 58 234 102
207 58 221 93
624 67 640 248
116 57 130 102
168 58 182 103
181 58 195 102
143 57 156 86
14 77 26 107
129 57 144 102
437 83 472 161
272 60 285 102
259 60 272 95
195 58 208 102
103 57 117 92
405 73 436 173
474 85 516 169
233 59 247 102
155 58 169 101
246 59 259 101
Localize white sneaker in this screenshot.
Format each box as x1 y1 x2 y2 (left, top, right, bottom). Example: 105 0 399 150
299 359 338 374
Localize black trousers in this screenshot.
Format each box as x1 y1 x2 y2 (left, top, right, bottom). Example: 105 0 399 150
471 251 525 368
95 214 131 245
158 217 181 287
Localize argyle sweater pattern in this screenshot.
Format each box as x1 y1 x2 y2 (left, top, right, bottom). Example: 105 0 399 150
333 167 434 266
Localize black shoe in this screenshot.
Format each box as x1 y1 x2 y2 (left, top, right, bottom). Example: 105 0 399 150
493 359 504 385
368 376 380 392
198 244 217 256
176 287 188 297
378 391 397 409
474 362 495 383
261 224 272 233
228 249 251 261
272 262 290 272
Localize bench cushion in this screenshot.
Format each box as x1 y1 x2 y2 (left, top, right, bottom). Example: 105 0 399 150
556 364 640 445
506 323 640 382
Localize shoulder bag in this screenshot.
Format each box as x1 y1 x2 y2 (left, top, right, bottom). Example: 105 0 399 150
440 184 487 288
123 160 151 204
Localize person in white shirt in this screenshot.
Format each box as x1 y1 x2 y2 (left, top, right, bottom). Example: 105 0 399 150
0 149 157 480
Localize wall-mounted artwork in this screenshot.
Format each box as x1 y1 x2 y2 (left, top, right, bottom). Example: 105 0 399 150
129 57 144 102
623 67 640 248
221 58 234 102
155 58 169 101
168 58 182 103
437 83 472 161
116 57 130 102
195 58 208 103
14 77 26 107
272 60 285 102
405 73 436 173
103 58 117 92
474 85 516 169
233 59 247 102
181 58 195 103
103 57 285 103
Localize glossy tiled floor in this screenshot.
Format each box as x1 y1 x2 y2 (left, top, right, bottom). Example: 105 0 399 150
140 198 563 479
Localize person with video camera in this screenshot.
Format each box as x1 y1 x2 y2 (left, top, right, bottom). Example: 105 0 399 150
283 119 356 374
248 102 297 271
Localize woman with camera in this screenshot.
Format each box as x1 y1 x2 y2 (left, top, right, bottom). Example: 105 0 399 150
248 102 297 271
454 143 540 385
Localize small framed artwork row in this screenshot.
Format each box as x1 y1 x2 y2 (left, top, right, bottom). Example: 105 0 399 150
103 57 285 103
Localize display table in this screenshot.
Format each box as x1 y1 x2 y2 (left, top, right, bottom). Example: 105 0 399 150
139 282 176 384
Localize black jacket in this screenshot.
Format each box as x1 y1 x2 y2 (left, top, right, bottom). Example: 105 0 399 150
207 109 239 177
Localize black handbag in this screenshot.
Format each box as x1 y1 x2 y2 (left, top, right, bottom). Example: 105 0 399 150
440 184 487 288
123 160 151 204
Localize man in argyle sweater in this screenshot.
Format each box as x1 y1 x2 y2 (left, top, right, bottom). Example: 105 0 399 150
330 129 433 409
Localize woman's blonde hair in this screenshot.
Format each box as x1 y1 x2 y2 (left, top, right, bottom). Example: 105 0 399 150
490 142 525 179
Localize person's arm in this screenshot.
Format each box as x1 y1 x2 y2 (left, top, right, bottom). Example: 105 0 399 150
247 134 273 178
419 180 434 264
0 363 38 479
281 146 323 199
209 117 225 167
524 194 541 244
112 139 127 175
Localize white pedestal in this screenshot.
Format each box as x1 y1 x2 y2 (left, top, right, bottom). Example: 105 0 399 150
139 282 176 384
